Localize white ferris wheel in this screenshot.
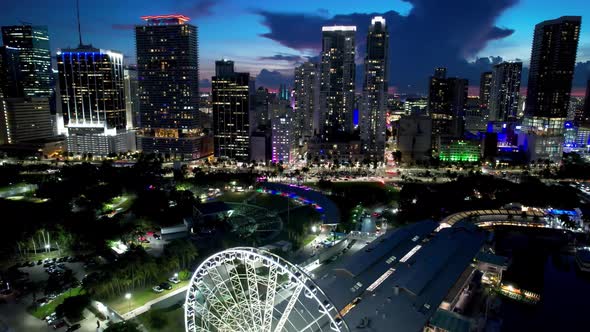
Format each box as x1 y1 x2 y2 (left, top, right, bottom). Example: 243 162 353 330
185 247 348 332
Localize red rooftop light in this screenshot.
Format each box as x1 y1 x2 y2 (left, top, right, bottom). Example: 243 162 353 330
140 14 190 23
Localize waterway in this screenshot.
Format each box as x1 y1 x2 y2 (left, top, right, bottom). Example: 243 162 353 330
494 228 590 331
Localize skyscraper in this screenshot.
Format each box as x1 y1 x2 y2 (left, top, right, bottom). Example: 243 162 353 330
57 45 133 154
428 68 468 146
489 61 522 122
1 25 52 98
525 16 581 118
479 71 492 109
294 61 319 141
124 66 139 128
521 16 581 162
361 16 389 161
252 86 270 131
136 15 210 160
0 96 53 144
212 59 250 162
0 46 22 98
319 26 356 141
583 79 590 125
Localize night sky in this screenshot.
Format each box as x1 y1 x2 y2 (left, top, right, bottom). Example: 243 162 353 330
1 0 589 94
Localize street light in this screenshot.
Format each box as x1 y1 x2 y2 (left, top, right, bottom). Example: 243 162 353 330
311 225 318 233
174 272 179 278
125 293 132 313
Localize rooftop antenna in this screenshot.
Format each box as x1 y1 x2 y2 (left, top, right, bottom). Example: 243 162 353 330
76 0 83 46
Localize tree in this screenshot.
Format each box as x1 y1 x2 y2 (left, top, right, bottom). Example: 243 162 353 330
56 295 90 321
104 321 140 332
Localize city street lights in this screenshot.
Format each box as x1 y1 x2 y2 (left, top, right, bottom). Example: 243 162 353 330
125 293 132 313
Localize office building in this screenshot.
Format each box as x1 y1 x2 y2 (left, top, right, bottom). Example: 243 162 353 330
0 46 22 98
525 16 581 118
361 16 389 161
397 114 432 163
271 113 295 164
1 25 52 98
439 140 481 163
428 68 468 148
124 67 139 128
489 62 522 122
0 96 53 144
57 45 134 155
582 79 590 125
136 15 211 160
252 86 270 131
250 130 271 165
403 97 428 115
479 71 492 109
319 25 356 141
212 59 250 162
294 62 319 140
522 16 581 162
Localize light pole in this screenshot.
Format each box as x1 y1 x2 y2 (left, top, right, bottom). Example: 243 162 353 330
125 293 131 313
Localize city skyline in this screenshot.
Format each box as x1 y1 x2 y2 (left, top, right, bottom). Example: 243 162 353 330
0 0 589 94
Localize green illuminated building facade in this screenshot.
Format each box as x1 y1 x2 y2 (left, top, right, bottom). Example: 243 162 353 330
439 140 480 162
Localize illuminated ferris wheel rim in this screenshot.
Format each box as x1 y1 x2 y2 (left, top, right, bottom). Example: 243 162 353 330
184 247 349 332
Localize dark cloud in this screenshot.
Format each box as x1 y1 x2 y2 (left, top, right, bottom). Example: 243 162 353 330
199 78 212 88
112 0 221 31
255 69 293 88
256 0 520 93
258 54 306 63
180 0 220 18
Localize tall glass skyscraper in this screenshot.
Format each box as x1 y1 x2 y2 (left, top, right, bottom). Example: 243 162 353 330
479 71 492 109
361 16 389 161
136 15 211 160
521 16 581 162
1 25 52 98
489 61 522 122
212 59 250 162
294 61 319 141
525 16 581 119
319 25 356 142
57 45 133 155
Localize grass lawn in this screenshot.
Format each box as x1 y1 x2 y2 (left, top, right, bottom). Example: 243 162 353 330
105 280 189 315
135 303 185 332
30 287 84 319
249 193 290 211
218 191 249 203
301 234 317 247
102 194 135 213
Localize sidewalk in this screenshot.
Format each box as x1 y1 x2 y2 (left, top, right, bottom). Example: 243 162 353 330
120 285 188 320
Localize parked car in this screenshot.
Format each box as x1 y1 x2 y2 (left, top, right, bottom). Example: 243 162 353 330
45 312 57 324
168 276 180 284
66 323 81 332
159 282 172 290
152 285 163 293
52 320 66 329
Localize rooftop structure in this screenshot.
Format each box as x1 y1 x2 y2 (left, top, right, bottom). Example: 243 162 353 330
140 14 190 25
317 221 486 332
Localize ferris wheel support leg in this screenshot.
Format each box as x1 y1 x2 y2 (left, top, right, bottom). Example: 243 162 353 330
273 282 304 332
